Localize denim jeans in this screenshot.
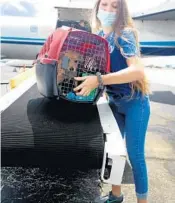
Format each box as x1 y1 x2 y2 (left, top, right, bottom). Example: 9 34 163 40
108 93 150 199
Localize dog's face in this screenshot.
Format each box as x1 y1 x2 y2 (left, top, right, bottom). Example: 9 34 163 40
64 50 79 72
57 50 80 84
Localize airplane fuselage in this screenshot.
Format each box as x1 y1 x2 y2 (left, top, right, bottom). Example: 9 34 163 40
1 15 56 59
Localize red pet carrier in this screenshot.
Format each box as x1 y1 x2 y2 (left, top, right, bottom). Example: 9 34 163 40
35 26 110 104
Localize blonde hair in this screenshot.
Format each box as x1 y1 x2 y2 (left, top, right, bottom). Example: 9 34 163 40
91 0 150 97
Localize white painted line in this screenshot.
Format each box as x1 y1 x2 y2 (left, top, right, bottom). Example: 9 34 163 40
145 68 175 87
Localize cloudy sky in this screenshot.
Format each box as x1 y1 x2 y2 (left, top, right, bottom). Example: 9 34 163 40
52 0 169 12
0 0 174 14
127 0 167 12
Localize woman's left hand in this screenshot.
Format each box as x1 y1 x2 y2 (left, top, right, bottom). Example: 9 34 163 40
73 76 99 96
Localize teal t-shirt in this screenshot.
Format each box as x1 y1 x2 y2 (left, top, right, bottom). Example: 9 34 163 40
98 30 139 96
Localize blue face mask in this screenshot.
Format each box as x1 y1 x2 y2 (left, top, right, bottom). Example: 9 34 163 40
97 9 117 27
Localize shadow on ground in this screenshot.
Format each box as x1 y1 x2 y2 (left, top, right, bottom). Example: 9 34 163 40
150 91 175 105
122 161 134 184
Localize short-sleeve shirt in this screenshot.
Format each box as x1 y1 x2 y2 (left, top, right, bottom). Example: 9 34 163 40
98 30 139 96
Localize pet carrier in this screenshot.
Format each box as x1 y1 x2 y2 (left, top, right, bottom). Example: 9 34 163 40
35 26 110 104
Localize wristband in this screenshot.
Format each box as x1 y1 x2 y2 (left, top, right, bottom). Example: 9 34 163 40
96 72 104 90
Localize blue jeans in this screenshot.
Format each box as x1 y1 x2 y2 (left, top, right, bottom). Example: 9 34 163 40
108 93 150 199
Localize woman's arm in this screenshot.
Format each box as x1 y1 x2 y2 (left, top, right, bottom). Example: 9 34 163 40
101 56 145 85
73 56 145 96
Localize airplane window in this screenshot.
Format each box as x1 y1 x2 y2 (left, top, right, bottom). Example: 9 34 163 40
0 0 37 17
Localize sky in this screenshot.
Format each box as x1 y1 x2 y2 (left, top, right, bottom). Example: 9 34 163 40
51 0 170 12
127 0 167 12
0 0 174 14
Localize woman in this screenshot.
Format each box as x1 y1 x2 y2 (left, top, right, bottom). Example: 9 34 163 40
74 0 150 203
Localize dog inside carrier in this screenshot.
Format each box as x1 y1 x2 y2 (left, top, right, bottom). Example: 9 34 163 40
35 26 110 104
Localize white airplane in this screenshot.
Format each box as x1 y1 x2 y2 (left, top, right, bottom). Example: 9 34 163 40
1 0 175 63
0 0 57 60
